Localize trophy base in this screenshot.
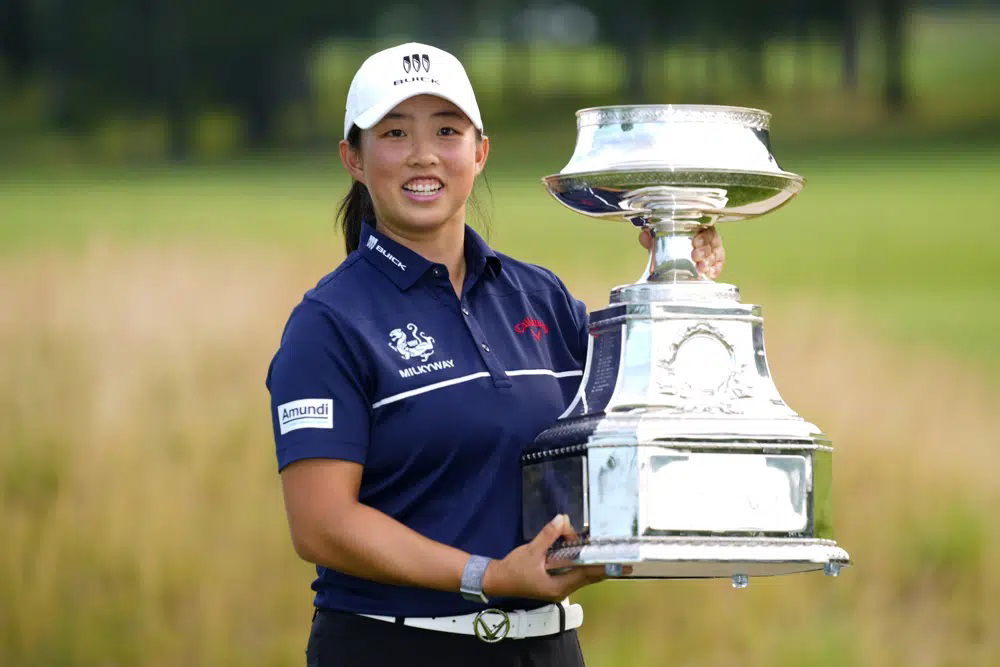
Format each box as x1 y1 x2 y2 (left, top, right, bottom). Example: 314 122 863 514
548 537 850 579
522 254 852 585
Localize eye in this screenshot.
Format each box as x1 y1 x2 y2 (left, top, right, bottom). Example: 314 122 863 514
438 127 459 136
383 128 405 138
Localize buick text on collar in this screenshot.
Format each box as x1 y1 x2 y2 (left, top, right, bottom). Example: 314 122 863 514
370 241 407 271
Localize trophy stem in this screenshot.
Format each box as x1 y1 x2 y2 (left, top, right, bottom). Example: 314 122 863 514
645 222 706 283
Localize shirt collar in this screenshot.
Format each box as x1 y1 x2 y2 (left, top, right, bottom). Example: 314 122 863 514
463 224 503 281
358 222 431 290
358 221 502 291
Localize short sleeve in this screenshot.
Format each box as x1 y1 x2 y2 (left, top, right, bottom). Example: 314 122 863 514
570 295 589 362
548 271 590 365
265 298 372 471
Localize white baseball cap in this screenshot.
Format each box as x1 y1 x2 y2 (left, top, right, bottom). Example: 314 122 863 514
343 42 484 140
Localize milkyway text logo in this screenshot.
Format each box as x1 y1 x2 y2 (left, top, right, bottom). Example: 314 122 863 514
402 53 431 74
366 235 378 250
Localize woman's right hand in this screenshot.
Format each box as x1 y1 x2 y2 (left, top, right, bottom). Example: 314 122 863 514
482 514 609 602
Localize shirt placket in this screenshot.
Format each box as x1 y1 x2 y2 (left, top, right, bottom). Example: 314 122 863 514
431 263 511 389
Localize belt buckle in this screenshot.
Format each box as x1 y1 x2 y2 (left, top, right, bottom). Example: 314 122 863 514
473 608 511 643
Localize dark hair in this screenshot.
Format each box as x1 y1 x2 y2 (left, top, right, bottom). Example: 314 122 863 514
336 124 492 255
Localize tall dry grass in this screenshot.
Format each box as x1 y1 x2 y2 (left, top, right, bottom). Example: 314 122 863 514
1 242 997 666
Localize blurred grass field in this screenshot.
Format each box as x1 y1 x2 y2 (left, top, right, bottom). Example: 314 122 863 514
1 241 997 666
2 137 999 666
4 137 999 370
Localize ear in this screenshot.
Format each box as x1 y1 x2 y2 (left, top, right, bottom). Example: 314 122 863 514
339 139 366 185
473 134 490 176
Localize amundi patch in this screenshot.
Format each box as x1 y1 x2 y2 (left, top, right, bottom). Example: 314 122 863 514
278 398 333 434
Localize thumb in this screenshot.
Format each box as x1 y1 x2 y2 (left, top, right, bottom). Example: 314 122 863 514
530 514 568 553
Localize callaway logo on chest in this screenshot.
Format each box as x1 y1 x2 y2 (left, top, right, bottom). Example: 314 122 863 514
514 316 550 341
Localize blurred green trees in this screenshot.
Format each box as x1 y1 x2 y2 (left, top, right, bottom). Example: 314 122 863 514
1 0 942 156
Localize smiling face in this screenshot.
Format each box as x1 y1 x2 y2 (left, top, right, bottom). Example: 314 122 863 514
339 94 489 242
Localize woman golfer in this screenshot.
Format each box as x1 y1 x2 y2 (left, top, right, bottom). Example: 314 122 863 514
266 42 726 666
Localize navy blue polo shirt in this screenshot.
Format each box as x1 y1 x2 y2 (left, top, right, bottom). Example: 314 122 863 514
265 221 589 617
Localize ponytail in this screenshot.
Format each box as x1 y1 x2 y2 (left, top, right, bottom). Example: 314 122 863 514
337 124 373 255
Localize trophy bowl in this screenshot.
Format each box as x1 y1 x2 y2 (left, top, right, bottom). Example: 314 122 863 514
521 105 850 587
545 105 803 226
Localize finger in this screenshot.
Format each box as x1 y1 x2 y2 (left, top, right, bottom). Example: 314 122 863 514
549 564 605 580
638 228 652 250
550 566 607 596
579 565 608 580
692 231 706 248
563 517 581 543
692 247 706 262
580 566 609 588
555 514 578 541
709 229 722 249
545 551 579 572
529 514 568 554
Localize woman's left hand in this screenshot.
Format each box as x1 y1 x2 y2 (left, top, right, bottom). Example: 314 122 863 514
639 226 726 280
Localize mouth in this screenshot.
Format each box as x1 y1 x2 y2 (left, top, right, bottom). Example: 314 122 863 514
401 177 445 200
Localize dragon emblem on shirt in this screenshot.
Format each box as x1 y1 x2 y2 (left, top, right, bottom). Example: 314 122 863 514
388 323 435 363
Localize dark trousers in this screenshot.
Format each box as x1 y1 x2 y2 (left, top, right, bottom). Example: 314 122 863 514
306 608 586 667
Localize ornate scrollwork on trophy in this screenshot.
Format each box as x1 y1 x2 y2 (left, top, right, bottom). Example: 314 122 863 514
577 106 771 130
654 324 755 415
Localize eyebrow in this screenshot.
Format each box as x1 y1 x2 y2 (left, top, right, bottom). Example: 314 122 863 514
382 111 468 121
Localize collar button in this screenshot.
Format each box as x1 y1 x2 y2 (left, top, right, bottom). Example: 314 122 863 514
481 342 491 353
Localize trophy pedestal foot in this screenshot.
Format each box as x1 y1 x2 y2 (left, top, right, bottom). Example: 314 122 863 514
548 537 851 579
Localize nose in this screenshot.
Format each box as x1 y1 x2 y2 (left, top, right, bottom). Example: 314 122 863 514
406 132 439 168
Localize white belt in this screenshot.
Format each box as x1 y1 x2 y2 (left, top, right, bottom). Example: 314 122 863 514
358 601 583 643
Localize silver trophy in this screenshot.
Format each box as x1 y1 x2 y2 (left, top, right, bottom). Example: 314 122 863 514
521 105 850 586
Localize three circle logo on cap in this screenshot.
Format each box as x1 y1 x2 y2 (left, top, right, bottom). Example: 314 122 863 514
402 53 431 74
